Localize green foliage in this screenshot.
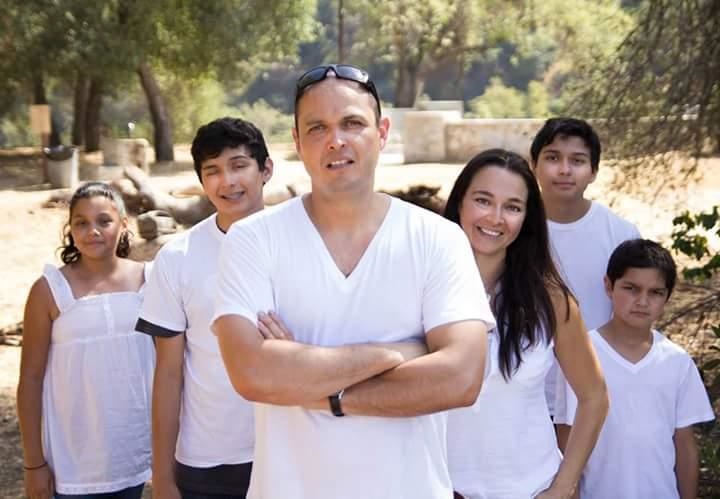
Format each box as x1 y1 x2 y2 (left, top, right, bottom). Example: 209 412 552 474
568 0 720 161
672 207 720 280
671 206 720 489
468 78 526 118
468 77 550 118
103 74 294 144
526 81 550 118
0 0 316 152
235 100 293 144
0 106 37 147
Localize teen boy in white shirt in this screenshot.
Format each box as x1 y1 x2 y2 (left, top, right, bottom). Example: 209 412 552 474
559 239 714 499
136 118 273 499
212 64 494 499
530 117 641 330
531 118 641 427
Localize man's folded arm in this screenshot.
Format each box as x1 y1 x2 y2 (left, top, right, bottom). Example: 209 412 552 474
306 319 489 417
214 314 417 406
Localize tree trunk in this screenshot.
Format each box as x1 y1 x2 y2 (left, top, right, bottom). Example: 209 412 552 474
394 59 423 108
72 74 90 147
452 54 465 100
137 63 174 162
337 0 345 63
32 75 61 146
84 79 103 152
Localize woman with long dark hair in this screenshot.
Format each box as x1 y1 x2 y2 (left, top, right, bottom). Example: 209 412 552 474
445 149 608 499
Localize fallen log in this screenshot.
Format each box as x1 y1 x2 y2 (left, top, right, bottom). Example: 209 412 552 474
122 166 215 225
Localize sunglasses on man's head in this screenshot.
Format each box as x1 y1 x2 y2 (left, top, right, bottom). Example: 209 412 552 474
294 64 381 116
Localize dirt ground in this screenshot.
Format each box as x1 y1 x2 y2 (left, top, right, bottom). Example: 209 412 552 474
0 146 718 497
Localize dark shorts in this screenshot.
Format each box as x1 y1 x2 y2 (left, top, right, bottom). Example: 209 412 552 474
54 483 144 499
176 461 252 499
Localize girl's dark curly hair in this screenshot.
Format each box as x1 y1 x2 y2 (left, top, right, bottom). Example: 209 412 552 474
60 182 131 264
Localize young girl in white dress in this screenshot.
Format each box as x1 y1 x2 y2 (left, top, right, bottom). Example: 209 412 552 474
17 182 154 499
444 149 608 499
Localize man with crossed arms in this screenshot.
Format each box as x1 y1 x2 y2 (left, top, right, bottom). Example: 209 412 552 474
212 64 494 499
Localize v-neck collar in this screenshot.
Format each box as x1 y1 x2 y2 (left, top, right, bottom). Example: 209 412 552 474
297 195 396 289
592 329 658 373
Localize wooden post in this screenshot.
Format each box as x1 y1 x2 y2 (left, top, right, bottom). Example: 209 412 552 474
30 104 52 182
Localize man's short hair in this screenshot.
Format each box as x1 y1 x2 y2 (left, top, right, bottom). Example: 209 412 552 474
293 64 381 128
606 239 678 298
191 117 270 182
530 117 602 173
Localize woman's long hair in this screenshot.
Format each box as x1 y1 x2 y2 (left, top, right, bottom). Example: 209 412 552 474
59 182 131 264
444 149 572 379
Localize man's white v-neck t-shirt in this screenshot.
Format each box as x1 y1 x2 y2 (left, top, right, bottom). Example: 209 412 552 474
561 329 714 499
213 196 494 499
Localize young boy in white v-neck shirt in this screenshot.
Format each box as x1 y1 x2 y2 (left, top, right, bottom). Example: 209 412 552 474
560 239 714 499
136 117 274 498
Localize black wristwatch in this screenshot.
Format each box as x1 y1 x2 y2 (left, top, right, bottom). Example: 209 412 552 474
329 388 345 417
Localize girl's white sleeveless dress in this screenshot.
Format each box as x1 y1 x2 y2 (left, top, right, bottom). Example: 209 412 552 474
40 264 155 495
447 327 562 499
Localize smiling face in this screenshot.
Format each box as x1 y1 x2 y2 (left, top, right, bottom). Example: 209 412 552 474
458 166 529 262
534 135 596 202
605 267 669 330
292 76 389 198
199 145 272 230
69 195 127 261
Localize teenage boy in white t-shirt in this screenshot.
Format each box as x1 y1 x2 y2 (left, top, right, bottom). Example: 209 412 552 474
136 117 273 499
560 239 714 499
212 64 494 499
530 117 641 330
531 118 641 434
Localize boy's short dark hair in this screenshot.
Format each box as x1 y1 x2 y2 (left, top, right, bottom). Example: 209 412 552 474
530 117 602 173
190 117 269 182
606 239 678 298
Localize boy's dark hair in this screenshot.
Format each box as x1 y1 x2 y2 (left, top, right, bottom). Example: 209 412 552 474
190 117 269 182
60 182 131 264
606 239 678 298
444 148 573 380
530 117 602 173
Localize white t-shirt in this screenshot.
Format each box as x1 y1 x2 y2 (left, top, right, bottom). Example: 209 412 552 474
545 201 640 415
448 328 561 499
213 196 494 499
137 214 254 467
560 329 714 499
548 201 640 330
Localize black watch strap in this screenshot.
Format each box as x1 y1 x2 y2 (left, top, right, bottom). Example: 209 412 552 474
329 389 345 417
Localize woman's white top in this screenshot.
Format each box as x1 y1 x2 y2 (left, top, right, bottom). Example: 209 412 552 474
41 264 154 494
447 327 561 499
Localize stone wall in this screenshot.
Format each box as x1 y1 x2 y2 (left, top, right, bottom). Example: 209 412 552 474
403 110 463 163
401 112 545 163
445 118 544 162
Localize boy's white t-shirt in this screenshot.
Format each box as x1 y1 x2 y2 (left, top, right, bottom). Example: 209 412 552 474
560 329 714 499
138 214 254 466
212 196 494 499
547 201 640 330
545 201 640 415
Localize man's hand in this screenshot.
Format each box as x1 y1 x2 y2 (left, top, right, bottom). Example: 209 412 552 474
152 477 182 499
24 464 54 499
299 341 429 412
257 311 429 363
257 311 294 340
